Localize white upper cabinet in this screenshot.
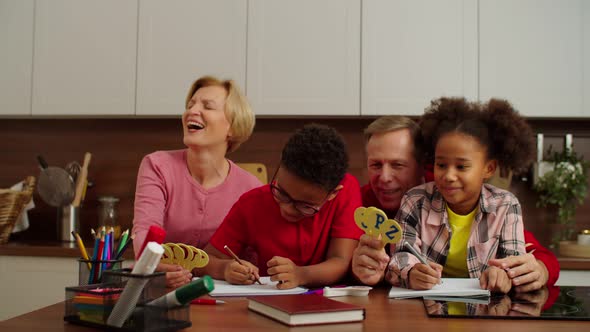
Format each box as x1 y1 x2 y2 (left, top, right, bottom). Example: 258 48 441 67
0 0 34 116
136 0 247 116
5 0 589 118
361 0 478 116
32 0 137 116
247 0 361 116
480 0 585 117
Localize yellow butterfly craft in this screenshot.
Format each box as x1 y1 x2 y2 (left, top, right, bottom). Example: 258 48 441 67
354 206 402 247
160 243 209 271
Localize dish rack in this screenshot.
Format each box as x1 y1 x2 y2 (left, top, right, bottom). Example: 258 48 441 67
0 176 36 244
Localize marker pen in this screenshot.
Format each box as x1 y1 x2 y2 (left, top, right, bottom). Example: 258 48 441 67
149 276 215 308
137 225 166 259
191 299 225 305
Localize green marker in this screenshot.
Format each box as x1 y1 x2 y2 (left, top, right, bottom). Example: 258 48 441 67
149 275 215 308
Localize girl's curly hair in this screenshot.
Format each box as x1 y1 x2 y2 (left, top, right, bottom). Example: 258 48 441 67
420 97 535 175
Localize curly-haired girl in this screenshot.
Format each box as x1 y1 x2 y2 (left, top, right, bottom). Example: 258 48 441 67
388 97 535 294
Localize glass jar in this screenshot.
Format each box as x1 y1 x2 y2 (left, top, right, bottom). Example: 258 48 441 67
578 229 590 246
98 196 121 240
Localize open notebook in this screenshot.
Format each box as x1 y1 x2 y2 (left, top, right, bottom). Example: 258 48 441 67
388 278 490 299
195 277 308 297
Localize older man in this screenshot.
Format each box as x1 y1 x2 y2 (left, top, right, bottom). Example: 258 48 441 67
352 116 559 292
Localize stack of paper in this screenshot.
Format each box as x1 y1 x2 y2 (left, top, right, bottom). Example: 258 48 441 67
388 278 490 299
200 277 308 297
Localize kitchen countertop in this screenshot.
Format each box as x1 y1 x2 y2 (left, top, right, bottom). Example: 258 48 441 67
557 256 590 270
0 240 135 260
1 240 589 270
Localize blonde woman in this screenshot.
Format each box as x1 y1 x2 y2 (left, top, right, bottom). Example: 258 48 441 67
132 76 261 288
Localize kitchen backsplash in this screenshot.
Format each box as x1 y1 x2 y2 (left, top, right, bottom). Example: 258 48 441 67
1 117 589 247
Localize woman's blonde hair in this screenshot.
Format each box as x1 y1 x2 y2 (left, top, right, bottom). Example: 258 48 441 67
185 76 255 153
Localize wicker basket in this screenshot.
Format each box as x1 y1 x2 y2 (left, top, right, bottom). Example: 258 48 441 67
0 176 36 244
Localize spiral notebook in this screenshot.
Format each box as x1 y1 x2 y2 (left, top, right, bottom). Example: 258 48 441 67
388 278 490 299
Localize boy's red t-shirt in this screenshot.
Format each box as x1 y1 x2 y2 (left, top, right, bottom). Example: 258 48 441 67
209 173 363 275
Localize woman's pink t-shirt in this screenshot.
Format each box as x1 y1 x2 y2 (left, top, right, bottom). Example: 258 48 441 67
132 150 262 256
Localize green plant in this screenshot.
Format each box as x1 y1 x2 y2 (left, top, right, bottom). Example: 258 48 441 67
534 146 589 245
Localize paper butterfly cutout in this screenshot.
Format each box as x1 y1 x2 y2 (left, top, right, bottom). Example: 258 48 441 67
354 206 402 245
160 243 209 270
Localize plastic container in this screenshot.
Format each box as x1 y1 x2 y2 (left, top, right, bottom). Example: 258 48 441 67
65 269 191 331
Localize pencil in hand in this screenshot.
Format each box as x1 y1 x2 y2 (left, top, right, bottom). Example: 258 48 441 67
223 245 263 285
402 241 442 284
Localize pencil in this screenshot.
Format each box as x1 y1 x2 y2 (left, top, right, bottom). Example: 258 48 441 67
115 233 134 260
402 241 442 284
223 245 262 285
72 231 91 270
109 227 115 257
402 241 428 265
98 233 106 281
116 229 129 257
88 231 100 284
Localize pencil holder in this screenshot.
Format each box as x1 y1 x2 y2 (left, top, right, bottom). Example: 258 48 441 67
65 269 191 332
78 258 123 286
102 269 168 304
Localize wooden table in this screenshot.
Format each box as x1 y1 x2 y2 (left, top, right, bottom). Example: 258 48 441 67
0 288 586 332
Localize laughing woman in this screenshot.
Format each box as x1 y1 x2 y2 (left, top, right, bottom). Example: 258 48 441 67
132 76 262 288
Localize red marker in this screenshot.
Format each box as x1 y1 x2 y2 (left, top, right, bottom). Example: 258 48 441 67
136 225 166 259
191 299 226 305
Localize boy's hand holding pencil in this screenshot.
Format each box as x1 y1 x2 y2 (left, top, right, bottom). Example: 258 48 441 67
223 245 262 285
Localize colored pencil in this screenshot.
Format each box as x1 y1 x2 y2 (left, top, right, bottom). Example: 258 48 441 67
72 231 91 270
115 233 134 260
116 229 129 257
88 231 100 284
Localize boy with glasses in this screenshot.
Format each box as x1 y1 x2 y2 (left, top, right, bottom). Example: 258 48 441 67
201 124 363 289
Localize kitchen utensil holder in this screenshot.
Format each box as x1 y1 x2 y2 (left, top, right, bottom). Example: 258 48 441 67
58 204 79 242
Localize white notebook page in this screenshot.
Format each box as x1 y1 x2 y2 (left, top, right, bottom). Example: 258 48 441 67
388 278 490 299
194 276 308 297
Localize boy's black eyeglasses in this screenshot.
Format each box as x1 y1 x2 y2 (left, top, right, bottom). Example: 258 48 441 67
270 183 323 217
269 166 330 217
